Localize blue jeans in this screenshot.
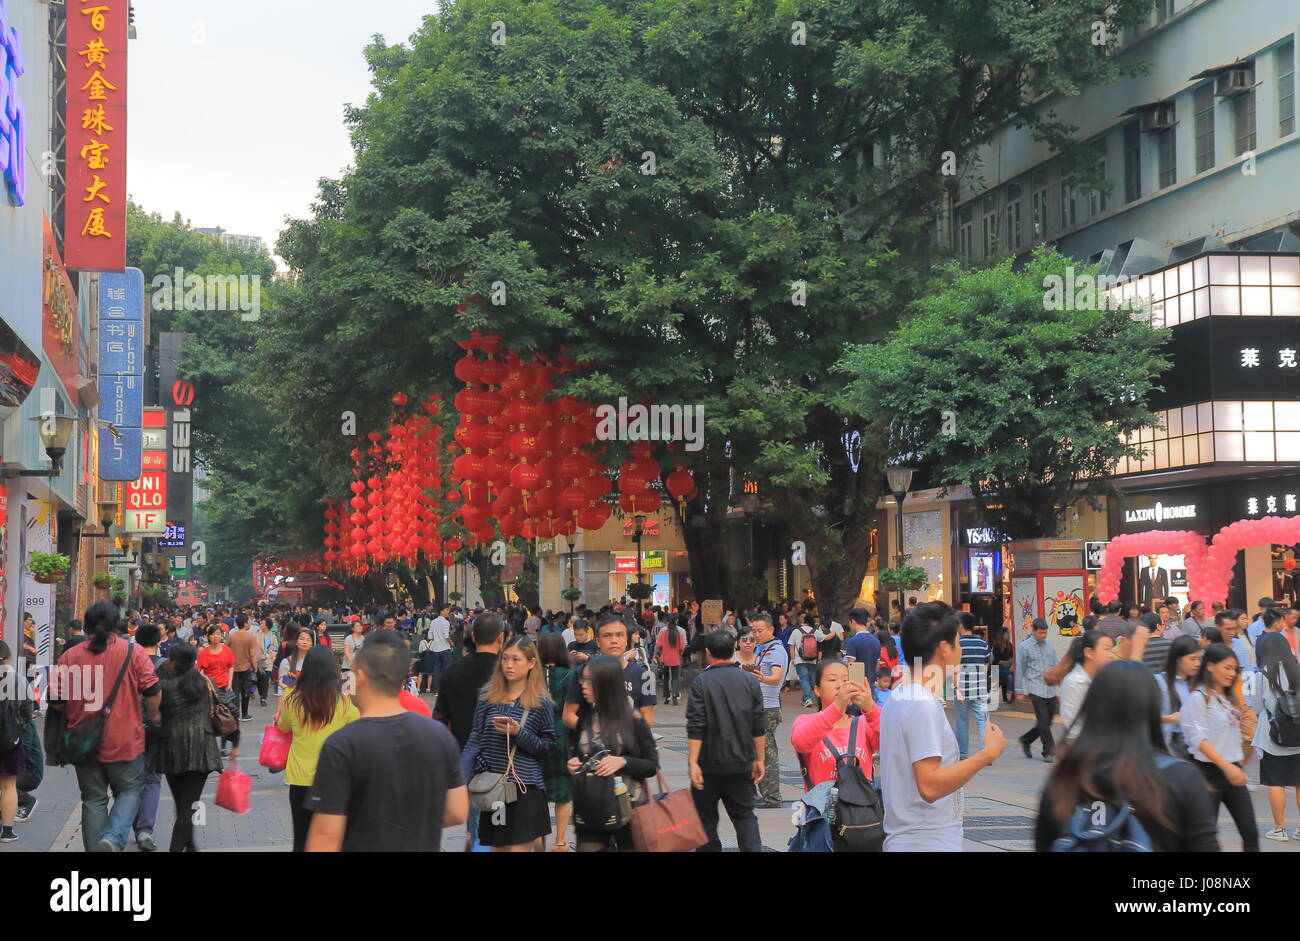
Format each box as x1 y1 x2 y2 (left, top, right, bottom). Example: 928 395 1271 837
953 699 987 759
134 767 163 837
795 662 816 702
75 755 146 851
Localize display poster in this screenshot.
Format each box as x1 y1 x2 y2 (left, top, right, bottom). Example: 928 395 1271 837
970 551 996 594
701 599 723 626
1012 577 1039 636
1131 552 1189 613
22 500 55 702
1042 575 1086 654
651 573 670 608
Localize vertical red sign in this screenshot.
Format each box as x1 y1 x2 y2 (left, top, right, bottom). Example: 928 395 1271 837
64 0 128 271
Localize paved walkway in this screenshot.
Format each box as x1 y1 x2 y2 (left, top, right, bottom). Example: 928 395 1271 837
4 686 1292 852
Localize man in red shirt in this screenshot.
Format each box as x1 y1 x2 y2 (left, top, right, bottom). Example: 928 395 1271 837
52 603 160 852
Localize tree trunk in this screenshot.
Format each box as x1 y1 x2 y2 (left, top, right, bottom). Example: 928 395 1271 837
470 549 506 610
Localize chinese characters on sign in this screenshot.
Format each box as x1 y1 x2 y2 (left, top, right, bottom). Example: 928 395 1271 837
65 0 128 270
0 1 27 206
1241 348 1300 369
97 269 144 480
1246 493 1300 517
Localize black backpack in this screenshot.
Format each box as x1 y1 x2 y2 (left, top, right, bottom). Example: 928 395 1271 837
823 714 884 852
0 695 23 759
1265 669 1300 748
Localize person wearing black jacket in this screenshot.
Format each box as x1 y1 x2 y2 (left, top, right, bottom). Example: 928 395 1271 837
567 656 659 851
433 613 505 748
686 630 765 852
1035 660 1220 851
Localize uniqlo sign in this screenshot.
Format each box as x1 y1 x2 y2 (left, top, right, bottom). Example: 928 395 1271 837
125 452 167 535
65 0 129 271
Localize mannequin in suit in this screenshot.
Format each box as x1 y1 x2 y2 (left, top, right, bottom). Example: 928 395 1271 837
1137 554 1169 610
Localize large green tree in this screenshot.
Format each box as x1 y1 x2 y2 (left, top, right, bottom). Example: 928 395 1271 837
253 0 1155 618
840 247 1170 539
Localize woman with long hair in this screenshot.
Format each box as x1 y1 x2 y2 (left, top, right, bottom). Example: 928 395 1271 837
537 632 573 851
566 655 658 852
465 636 556 851
274 622 302 697
1035 661 1219 851
1183 644 1256 851
1254 624 1300 842
279 629 314 695
654 613 685 705
0 642 34 844
276 646 359 851
148 644 224 852
1058 630 1115 745
1158 635 1202 757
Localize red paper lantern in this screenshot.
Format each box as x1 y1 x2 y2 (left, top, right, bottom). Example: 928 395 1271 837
510 463 542 491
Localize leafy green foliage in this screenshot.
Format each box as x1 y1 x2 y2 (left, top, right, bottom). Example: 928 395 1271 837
841 247 1169 538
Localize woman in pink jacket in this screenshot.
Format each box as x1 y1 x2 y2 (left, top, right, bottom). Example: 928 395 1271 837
791 660 880 788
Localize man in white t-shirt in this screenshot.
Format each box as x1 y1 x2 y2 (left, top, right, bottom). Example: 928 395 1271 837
880 602 1005 852
427 604 453 693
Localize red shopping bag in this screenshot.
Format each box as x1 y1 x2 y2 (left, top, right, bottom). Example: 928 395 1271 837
258 725 291 773
215 760 252 814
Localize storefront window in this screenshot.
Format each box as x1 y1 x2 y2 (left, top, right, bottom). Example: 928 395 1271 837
902 510 944 602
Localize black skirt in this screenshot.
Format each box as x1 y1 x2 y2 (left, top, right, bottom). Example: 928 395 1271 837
1259 751 1300 787
477 785 551 846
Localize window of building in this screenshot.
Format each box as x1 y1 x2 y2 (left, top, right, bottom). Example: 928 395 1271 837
1087 144 1108 218
981 193 999 255
1155 0 1175 22
955 204 973 257
1233 88 1257 155
1194 84 1215 172
1123 122 1141 203
1059 178 1080 229
1030 170 1049 241
1157 127 1176 188
1005 182 1023 250
1279 40 1296 137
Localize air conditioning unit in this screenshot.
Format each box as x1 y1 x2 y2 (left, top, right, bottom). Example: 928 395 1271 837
1215 68 1253 97
1140 103 1176 133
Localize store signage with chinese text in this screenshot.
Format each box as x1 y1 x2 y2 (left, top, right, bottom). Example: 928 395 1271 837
97 269 145 480
65 0 129 271
42 217 82 396
0 3 26 206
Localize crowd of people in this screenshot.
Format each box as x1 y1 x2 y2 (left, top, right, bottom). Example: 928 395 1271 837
0 589 1296 853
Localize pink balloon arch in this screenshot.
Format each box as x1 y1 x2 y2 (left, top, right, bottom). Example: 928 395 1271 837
1097 514 1300 606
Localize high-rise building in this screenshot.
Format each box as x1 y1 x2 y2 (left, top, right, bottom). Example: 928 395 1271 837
196 226 267 255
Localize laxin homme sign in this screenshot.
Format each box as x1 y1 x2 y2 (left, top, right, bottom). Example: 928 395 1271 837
1116 488 1210 533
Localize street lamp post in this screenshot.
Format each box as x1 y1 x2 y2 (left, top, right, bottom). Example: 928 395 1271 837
886 464 916 621
633 514 646 612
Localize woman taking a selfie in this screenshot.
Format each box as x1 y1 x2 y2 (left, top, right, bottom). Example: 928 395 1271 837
465 637 556 852
790 659 878 789
567 655 659 852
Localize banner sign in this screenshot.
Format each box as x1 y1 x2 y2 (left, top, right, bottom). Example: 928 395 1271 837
42 216 81 397
65 0 129 271
0 1 26 206
96 269 144 480
160 333 193 564
126 408 167 533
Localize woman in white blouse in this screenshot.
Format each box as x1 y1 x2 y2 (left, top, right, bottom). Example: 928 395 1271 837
1183 644 1258 852
1058 630 1113 745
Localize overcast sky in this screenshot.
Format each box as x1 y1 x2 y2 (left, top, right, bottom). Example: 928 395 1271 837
127 0 437 263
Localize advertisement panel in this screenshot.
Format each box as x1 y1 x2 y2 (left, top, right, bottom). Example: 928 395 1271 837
22 501 54 700
1012 576 1039 636
42 216 81 397
65 0 129 271
160 334 193 565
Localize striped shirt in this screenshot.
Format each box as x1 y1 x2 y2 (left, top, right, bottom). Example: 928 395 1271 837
956 634 991 702
464 697 557 790
1015 636 1059 700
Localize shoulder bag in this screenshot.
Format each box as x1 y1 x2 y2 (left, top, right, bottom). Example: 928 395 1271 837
44 642 133 766
630 770 707 852
207 677 239 736
467 706 530 811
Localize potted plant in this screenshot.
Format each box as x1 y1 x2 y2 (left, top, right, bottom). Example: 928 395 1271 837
626 581 653 601
878 565 931 592
448 591 463 602
28 552 71 585
111 591 127 607
92 572 114 590
560 587 582 602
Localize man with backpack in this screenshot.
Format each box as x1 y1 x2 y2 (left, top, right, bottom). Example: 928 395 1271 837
789 620 821 708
